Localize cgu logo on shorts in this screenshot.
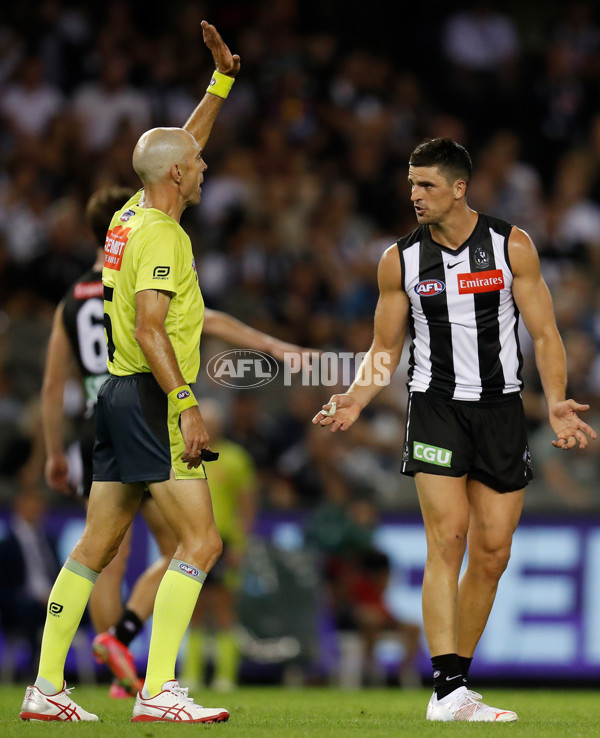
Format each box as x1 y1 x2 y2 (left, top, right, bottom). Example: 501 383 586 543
457 269 504 294
413 441 453 467
415 279 445 296
179 563 199 577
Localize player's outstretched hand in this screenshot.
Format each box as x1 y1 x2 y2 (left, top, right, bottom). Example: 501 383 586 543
550 399 597 450
180 406 210 468
201 20 241 78
312 393 362 433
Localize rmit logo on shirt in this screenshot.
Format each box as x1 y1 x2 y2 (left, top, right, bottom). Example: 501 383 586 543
457 269 504 294
104 226 131 271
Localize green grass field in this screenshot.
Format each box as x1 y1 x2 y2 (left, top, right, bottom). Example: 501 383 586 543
1 686 599 737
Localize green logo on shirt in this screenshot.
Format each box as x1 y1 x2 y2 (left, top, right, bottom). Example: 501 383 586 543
413 442 452 467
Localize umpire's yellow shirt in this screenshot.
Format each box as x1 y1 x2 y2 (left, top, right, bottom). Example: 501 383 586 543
102 191 204 382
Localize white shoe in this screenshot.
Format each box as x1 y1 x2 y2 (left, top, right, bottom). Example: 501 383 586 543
132 680 229 723
19 683 99 721
426 686 518 722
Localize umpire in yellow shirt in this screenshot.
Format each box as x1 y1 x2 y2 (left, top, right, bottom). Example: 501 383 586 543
20 21 239 725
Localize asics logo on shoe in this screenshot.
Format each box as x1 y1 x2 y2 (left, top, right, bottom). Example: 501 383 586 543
147 701 194 721
47 698 79 721
446 674 462 681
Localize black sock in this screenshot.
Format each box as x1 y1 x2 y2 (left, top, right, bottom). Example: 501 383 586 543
113 609 144 648
432 653 463 700
458 655 472 680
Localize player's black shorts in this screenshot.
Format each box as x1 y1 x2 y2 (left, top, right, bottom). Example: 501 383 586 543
79 414 149 501
93 373 207 485
401 391 532 493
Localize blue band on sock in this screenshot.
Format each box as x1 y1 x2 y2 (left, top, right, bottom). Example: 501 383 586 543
168 559 207 583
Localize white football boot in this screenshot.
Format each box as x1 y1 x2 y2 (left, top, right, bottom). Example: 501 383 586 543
427 686 518 722
132 680 229 723
20 683 99 721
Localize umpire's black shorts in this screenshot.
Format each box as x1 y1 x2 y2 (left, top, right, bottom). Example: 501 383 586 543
93 373 207 485
401 391 532 493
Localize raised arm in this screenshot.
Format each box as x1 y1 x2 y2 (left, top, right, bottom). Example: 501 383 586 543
509 226 596 450
312 244 409 432
42 303 77 494
183 20 241 149
135 289 209 466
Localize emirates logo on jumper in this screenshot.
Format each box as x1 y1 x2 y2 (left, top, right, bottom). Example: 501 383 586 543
457 269 504 294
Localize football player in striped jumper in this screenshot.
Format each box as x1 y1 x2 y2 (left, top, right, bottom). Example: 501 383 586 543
314 137 596 722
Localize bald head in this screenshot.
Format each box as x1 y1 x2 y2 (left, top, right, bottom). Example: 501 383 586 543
132 127 199 186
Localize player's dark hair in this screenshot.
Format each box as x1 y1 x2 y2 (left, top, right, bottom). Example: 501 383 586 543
409 138 472 185
85 186 134 245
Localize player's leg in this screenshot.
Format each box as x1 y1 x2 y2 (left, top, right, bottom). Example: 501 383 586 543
182 585 211 689
21 481 142 720
124 497 177 623
212 581 241 690
425 394 526 723
80 417 130 635
141 472 222 697
421 475 520 722
457 394 530 671
457 480 524 660
88 524 132 633
92 499 177 697
415 472 470 695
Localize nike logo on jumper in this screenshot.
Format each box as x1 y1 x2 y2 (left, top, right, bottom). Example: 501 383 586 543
445 674 462 681
447 261 464 269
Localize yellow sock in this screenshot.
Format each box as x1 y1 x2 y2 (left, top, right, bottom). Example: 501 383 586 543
182 627 205 687
35 558 98 693
143 560 205 697
214 630 240 686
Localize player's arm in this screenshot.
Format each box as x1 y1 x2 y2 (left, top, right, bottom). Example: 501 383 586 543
41 303 76 493
509 226 597 450
203 308 310 361
182 21 240 149
135 289 209 467
312 245 409 432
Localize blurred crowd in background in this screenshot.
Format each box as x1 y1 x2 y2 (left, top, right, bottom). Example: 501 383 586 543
2 0 600 525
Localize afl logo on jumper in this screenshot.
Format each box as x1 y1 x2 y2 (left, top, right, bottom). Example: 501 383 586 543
415 279 445 296
119 209 136 222
179 563 199 577
457 269 505 295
